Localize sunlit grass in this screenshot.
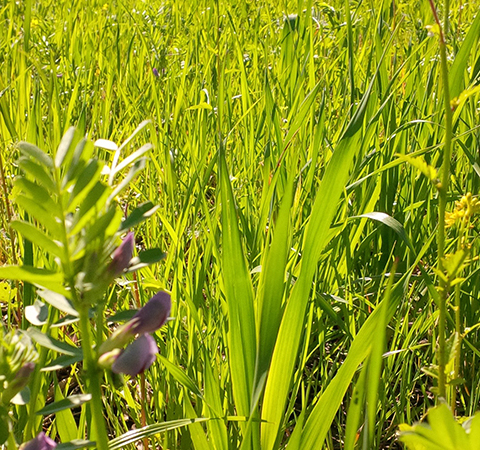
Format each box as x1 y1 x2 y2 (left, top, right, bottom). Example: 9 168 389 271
1 0 480 448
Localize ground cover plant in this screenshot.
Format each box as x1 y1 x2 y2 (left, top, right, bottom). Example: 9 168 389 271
0 0 480 448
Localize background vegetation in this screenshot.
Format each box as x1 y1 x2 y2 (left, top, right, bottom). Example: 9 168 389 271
1 0 480 448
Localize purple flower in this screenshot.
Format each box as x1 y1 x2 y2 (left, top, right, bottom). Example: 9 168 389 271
152 67 159 77
131 291 171 334
20 432 57 450
108 232 134 276
98 291 171 356
111 334 158 376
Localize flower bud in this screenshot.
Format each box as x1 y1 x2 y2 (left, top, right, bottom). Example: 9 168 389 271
108 232 134 277
131 291 171 335
98 291 170 357
20 432 57 450
111 334 158 377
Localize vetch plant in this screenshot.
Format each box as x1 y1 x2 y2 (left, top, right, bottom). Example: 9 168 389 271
0 123 167 449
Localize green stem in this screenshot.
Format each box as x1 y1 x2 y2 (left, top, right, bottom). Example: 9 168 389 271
451 221 466 412
428 0 453 401
8 427 18 449
78 307 110 450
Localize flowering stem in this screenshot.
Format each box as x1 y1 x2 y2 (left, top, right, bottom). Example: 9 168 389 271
428 0 453 401
78 307 110 450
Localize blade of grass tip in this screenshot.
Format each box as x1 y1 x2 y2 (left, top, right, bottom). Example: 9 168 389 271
219 153 256 420
449 12 480 100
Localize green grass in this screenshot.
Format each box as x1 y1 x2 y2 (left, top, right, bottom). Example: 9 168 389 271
1 0 480 448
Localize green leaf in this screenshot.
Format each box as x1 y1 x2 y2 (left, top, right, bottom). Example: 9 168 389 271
449 12 480 99
14 194 61 236
111 143 152 177
36 393 91 415
27 327 82 357
119 201 160 232
69 159 102 209
37 289 78 316
41 353 83 372
18 157 56 192
399 404 471 449
10 220 64 259
14 177 58 208
159 355 204 400
109 158 146 201
261 111 364 450
18 141 54 169
254 175 294 399
352 212 414 252
55 126 76 167
63 138 93 188
69 181 109 235
0 266 68 296
220 153 256 418
55 384 80 442
127 248 166 272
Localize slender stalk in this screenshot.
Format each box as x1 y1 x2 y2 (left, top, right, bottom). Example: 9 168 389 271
451 219 467 412
8 427 18 449
51 164 110 448
428 0 453 401
0 143 22 325
78 307 110 450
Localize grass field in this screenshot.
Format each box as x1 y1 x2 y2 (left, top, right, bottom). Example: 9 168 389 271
1 0 480 448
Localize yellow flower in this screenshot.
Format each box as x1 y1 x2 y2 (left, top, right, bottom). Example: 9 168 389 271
446 193 480 227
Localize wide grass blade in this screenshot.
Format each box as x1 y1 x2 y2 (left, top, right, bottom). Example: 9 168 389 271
219 153 256 420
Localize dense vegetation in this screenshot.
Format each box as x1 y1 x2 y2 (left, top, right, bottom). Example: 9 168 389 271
1 0 480 448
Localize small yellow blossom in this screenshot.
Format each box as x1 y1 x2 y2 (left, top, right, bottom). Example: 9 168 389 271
102 3 109 11
445 193 480 227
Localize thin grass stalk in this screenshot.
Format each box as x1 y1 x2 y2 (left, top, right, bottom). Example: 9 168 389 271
0 141 22 324
452 218 467 412
427 0 453 402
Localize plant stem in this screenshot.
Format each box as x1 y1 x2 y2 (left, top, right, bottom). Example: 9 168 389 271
78 307 110 450
428 0 453 401
0 143 22 325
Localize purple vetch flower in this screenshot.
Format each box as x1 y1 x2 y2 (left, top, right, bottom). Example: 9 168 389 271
20 432 57 450
131 291 171 334
98 291 171 357
111 334 158 377
108 232 134 276
152 67 159 77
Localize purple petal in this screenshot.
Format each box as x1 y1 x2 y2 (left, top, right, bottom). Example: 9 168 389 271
108 232 134 276
131 291 171 334
152 67 159 77
111 334 158 377
20 432 57 450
